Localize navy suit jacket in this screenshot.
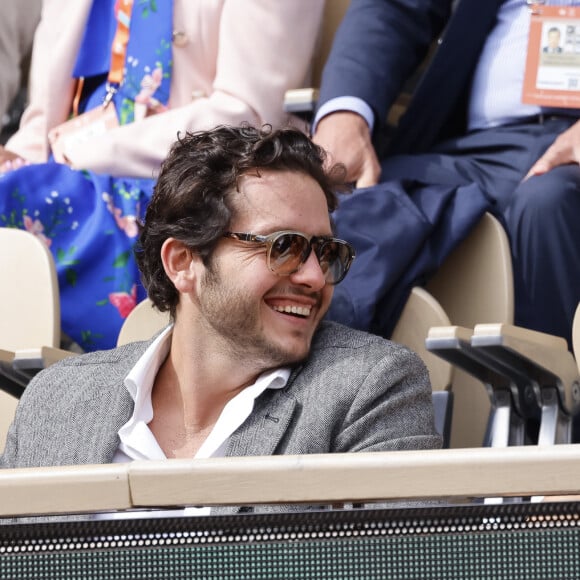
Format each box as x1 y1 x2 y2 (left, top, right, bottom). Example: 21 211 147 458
317 0 506 337
317 0 505 154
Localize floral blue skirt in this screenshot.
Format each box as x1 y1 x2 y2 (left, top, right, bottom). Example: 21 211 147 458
0 162 154 351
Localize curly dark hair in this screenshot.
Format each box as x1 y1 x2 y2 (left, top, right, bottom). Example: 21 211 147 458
135 124 348 317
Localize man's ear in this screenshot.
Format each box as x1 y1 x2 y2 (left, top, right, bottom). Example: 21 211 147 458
160 238 203 293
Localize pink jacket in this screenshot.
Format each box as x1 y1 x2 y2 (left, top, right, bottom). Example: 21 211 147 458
7 0 325 177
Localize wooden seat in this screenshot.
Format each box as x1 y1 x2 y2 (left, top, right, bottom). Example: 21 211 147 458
116 298 170 347
0 228 68 451
426 212 514 329
424 213 514 448
391 287 454 447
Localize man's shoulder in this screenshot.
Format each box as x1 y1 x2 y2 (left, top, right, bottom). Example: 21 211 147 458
311 321 420 362
24 340 150 395
52 340 149 369
313 320 398 348
289 322 428 398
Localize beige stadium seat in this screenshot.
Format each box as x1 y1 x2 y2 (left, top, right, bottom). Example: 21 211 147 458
425 213 514 448
0 392 18 454
426 321 580 449
0 228 74 450
0 228 60 351
391 287 453 447
284 0 351 116
284 0 430 127
116 298 170 347
392 287 452 392
426 213 514 330
393 213 513 449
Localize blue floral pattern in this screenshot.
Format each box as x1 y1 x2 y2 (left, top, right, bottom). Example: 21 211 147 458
0 1 172 351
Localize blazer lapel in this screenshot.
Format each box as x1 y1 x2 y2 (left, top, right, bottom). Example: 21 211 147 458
225 388 298 458
215 375 300 516
85 379 134 464
225 366 302 458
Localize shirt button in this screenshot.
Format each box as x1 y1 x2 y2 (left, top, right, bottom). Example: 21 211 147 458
172 30 188 47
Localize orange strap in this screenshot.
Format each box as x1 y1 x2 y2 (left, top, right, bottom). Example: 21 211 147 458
69 1 133 118
71 77 84 117
108 0 134 85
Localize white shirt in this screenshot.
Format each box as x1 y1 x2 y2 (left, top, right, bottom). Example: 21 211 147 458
467 0 540 130
99 325 290 518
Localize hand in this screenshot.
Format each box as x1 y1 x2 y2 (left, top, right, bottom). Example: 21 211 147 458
0 146 29 174
526 118 580 179
313 111 381 188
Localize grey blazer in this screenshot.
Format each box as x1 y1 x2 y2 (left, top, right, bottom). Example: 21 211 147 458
1 321 440 511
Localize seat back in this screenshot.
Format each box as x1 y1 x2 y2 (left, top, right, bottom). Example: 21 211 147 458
0 391 18 453
0 228 60 350
388 287 454 446
0 228 60 452
117 298 170 346
391 287 452 392
426 212 514 328
425 212 514 449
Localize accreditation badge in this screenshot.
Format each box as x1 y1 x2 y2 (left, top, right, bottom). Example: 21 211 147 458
522 5 580 107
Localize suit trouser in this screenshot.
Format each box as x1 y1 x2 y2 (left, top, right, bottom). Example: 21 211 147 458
328 117 580 348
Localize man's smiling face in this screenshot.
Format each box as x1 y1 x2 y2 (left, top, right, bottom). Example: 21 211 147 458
195 168 335 368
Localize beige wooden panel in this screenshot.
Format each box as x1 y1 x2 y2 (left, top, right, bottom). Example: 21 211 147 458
0 463 131 517
128 446 580 509
117 298 170 346
3 447 580 517
0 228 60 350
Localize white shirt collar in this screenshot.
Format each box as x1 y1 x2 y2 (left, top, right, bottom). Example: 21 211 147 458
116 325 290 462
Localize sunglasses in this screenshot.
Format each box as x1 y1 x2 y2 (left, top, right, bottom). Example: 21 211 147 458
223 230 355 285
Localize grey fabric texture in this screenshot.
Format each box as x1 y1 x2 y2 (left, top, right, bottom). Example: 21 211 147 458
0 321 441 514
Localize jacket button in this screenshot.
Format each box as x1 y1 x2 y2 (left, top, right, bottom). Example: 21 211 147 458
172 30 188 47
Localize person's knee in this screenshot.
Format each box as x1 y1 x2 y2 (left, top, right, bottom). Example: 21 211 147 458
507 166 580 227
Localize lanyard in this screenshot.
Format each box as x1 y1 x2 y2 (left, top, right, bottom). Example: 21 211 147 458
105 0 134 107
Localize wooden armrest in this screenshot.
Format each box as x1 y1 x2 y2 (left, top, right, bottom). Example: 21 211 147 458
283 88 319 114
0 463 131 517
0 349 15 364
1 347 78 398
11 346 79 370
471 323 580 414
4 448 580 517
426 326 511 393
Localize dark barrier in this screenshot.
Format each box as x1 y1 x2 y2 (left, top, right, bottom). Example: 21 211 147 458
1 501 580 579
